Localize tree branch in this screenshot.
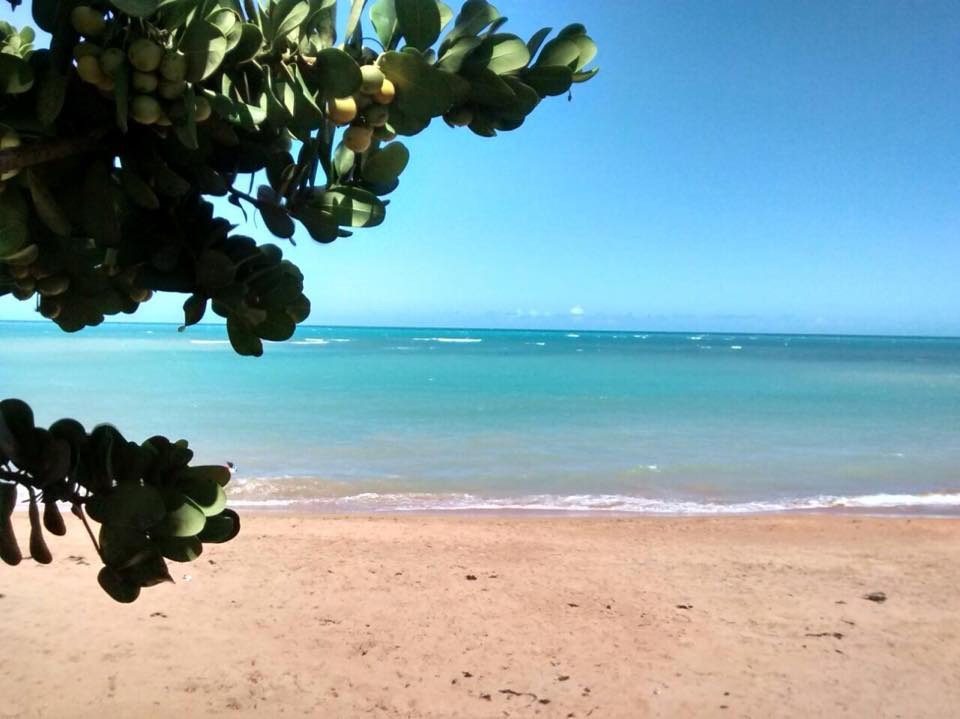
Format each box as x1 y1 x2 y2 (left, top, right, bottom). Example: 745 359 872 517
0 131 108 176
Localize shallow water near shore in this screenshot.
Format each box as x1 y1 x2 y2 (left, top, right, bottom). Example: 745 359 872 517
2 321 959 514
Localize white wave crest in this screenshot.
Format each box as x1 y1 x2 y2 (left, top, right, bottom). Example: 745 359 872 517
226 490 960 515
412 337 482 343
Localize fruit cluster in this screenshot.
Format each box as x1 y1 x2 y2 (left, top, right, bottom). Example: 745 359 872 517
0 398 240 602
71 6 211 127
326 64 397 153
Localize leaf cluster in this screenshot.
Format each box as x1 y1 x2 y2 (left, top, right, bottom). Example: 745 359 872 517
0 397 240 602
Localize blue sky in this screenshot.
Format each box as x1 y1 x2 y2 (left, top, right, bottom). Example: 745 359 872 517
2 1 959 335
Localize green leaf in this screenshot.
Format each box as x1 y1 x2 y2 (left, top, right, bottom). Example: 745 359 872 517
314 186 386 228
260 204 295 239
395 0 441 51
227 23 264 65
180 294 207 329
36 65 67 127
333 142 356 180
197 509 240 543
97 566 141 603
362 141 409 184
309 47 362 99
437 1 453 31
534 37 580 69
154 493 207 537
256 311 297 341
177 476 227 517
109 0 160 18
155 535 203 562
378 50 453 121
226 316 264 356
99 525 151 568
483 34 530 75
520 65 573 97
469 67 515 108
370 0 398 50
440 0 500 51
436 36 481 73
96 483 167 531
117 168 160 210
274 1 310 44
81 163 121 247
181 21 228 82
26 170 71 237
0 54 34 94
526 27 551 58
293 205 339 243
0 188 29 258
196 250 236 289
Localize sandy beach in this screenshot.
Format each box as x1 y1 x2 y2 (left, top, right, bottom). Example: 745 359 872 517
2 513 959 718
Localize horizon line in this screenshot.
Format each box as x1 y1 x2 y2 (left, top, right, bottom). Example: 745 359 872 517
0 318 957 342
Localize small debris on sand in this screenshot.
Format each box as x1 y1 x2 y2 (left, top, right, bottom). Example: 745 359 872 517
864 591 887 603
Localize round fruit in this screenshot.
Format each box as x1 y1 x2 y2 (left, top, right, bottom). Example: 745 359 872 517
130 95 162 125
76 55 105 85
96 75 116 92
373 78 395 104
39 299 61 320
360 65 385 95
444 106 473 127
155 113 172 127
1 130 21 181
132 71 158 93
159 51 187 82
343 125 374 153
194 96 212 122
73 42 102 59
129 287 152 303
99 48 125 78
158 79 186 100
128 39 164 73
364 104 389 127
70 6 106 38
326 96 357 125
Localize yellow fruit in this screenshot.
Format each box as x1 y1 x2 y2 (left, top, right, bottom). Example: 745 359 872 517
326 96 357 125
343 125 373 153
159 51 187 82
128 39 164 73
99 48 125 78
364 104 389 127
158 79 186 99
1 130 21 181
96 75 115 92
132 71 158 93
194 96 212 122
444 106 473 127
359 65 385 94
155 112 172 127
70 6 106 38
373 78 395 104
73 42 102 59
130 95 162 125
129 287 152 303
76 55 105 85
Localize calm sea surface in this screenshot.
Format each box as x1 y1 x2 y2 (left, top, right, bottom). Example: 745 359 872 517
2 321 959 513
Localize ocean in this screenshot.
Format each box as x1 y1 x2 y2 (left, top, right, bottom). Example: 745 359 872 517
2 321 959 514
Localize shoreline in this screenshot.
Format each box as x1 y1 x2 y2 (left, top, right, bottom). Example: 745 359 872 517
4 512 959 717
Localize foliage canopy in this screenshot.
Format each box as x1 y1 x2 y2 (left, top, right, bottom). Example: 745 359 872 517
0 0 597 600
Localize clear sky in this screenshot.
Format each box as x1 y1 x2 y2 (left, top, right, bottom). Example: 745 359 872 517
2 1 958 335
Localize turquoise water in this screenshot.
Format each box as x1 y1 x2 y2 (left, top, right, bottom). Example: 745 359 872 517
2 321 960 513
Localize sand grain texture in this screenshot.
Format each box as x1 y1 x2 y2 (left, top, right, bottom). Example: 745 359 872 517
2 514 959 718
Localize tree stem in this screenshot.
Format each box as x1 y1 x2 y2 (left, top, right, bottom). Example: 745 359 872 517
0 132 107 175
